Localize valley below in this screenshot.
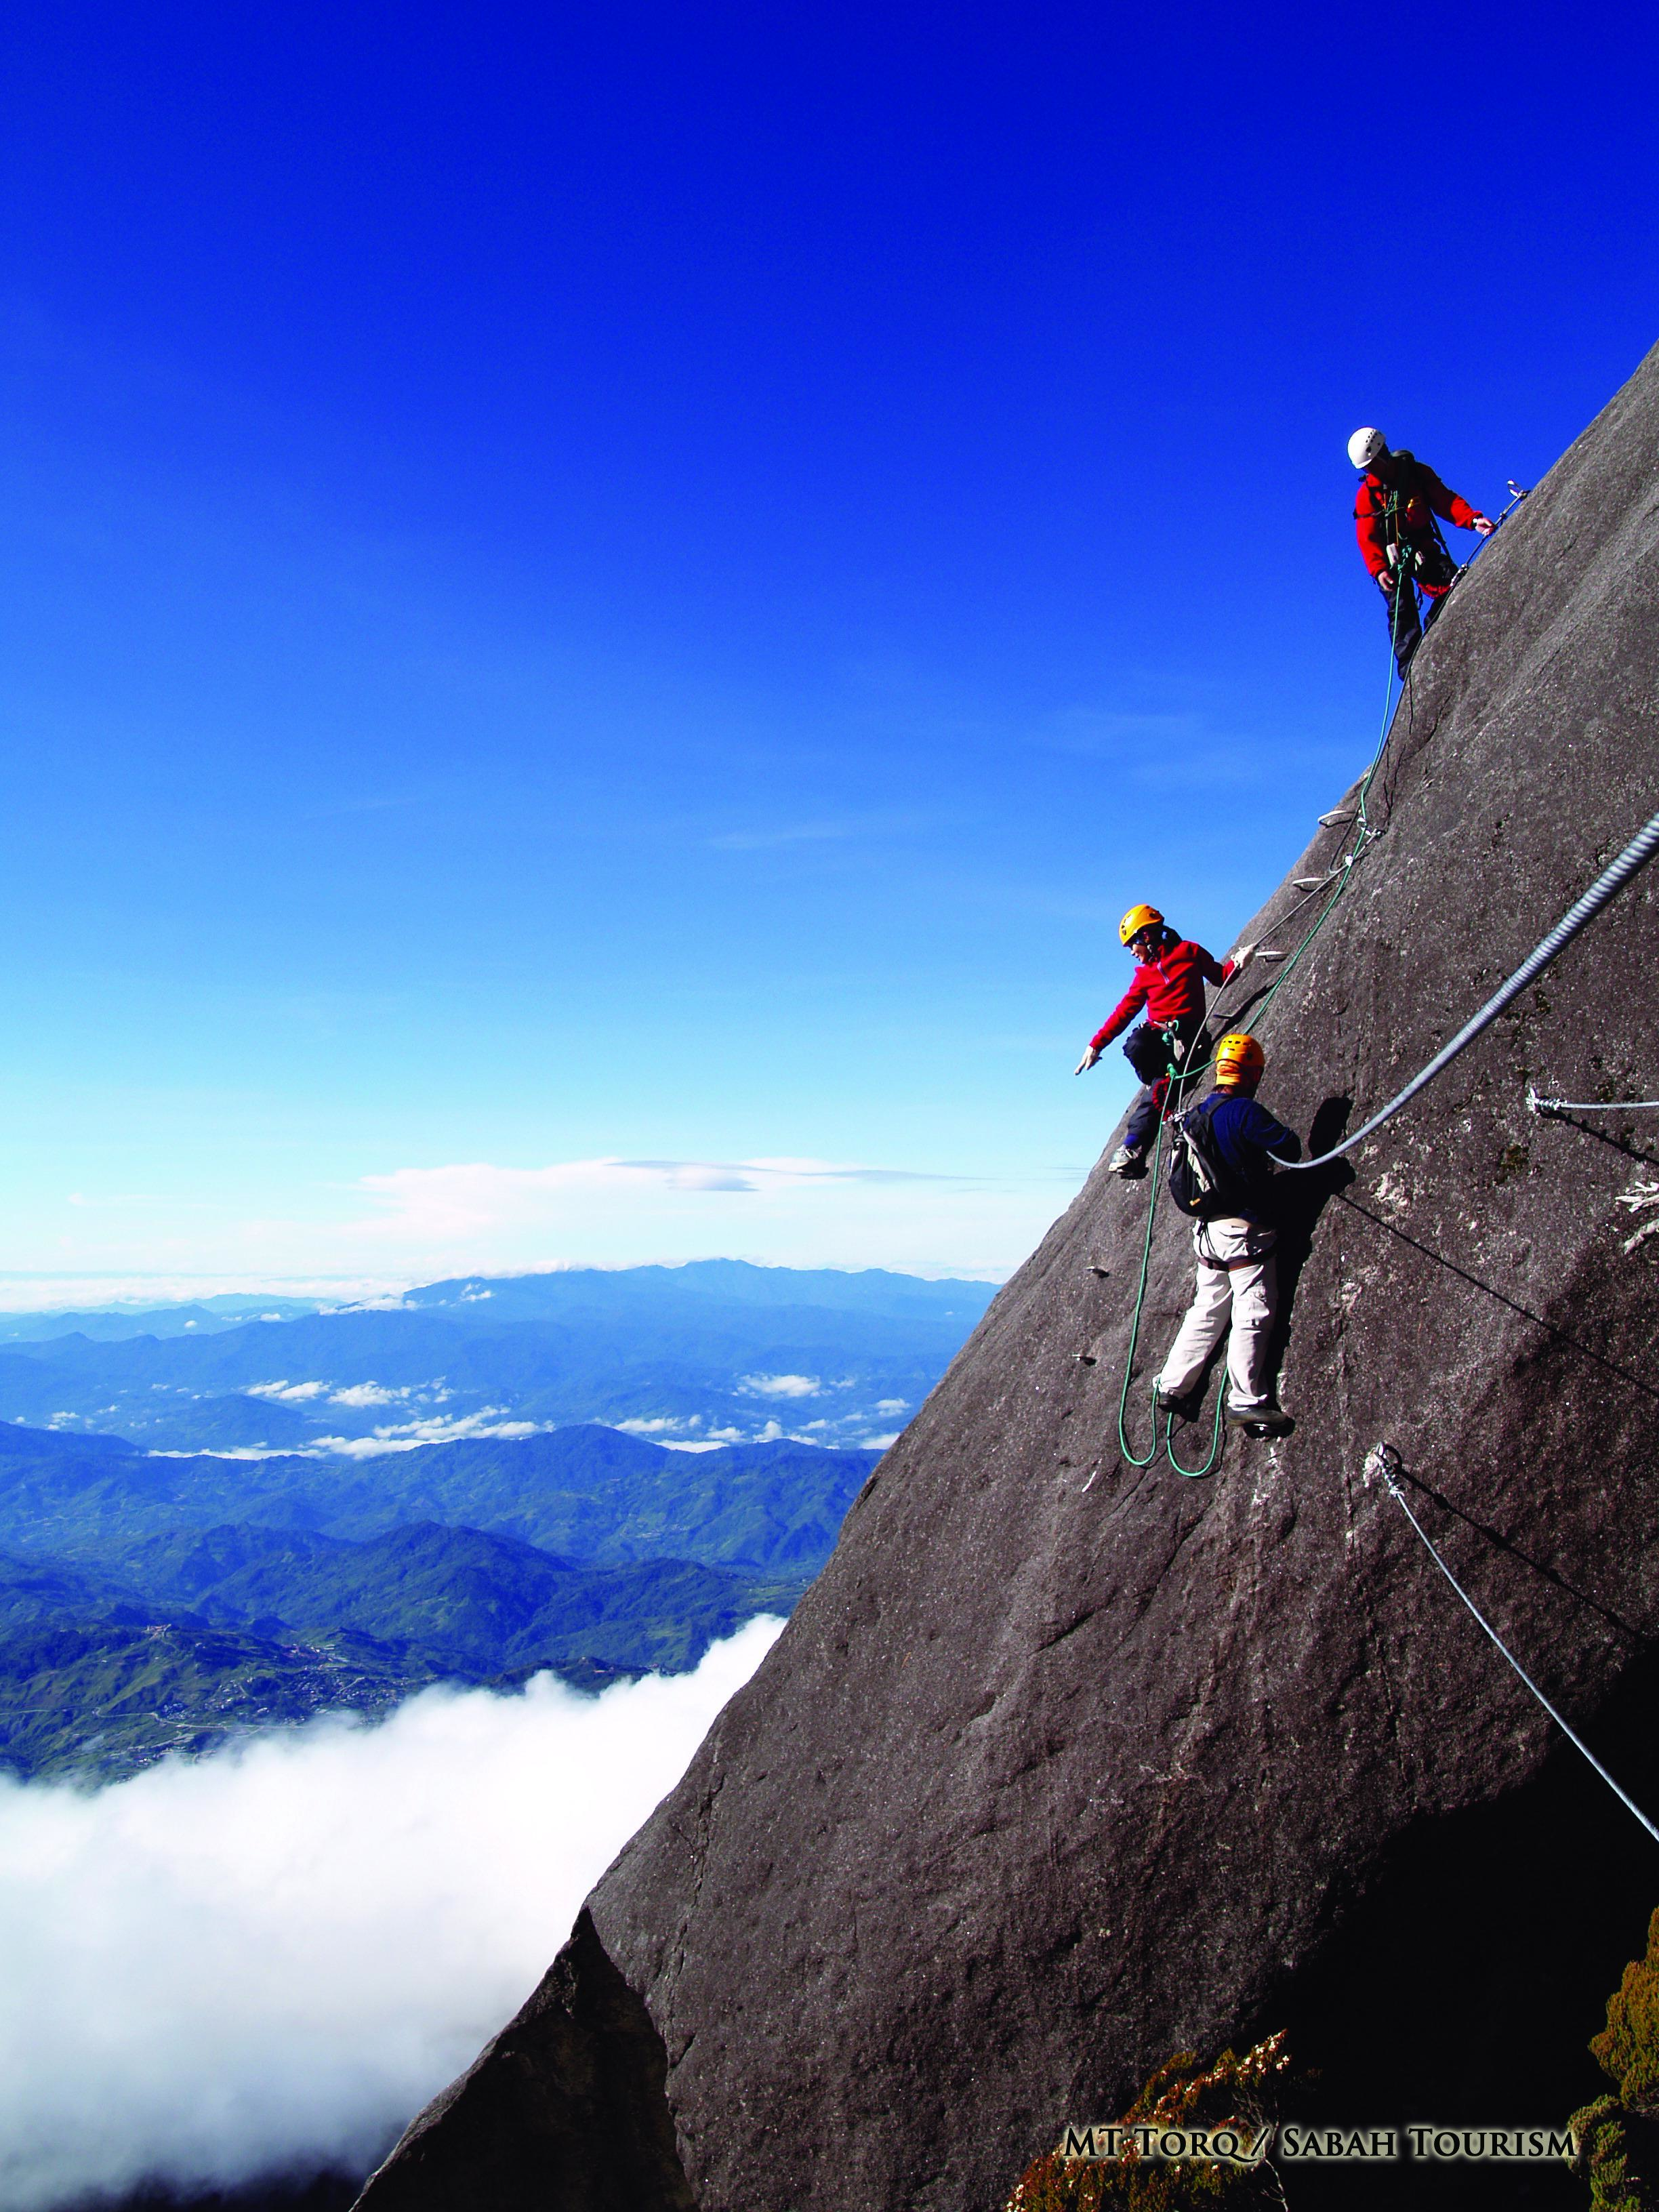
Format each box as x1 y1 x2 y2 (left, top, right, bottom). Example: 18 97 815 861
0 1261 989 1781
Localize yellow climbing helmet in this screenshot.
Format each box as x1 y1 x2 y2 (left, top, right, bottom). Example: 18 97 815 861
1214 1032 1265 1083
1118 903 1164 947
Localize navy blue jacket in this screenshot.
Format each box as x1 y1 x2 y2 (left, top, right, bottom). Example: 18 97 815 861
1196 1089 1302 1224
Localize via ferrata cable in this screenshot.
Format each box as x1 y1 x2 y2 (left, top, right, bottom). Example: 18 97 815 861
1528 1086 1659 1116
1369 1445 1659 1849
1277 808 1659 1173
1111 596 1414 1476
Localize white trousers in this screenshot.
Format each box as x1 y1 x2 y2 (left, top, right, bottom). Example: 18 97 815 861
1155 1216 1279 1412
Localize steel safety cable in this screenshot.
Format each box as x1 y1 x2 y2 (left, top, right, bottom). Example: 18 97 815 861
1109 549 1446 1474
1528 1088 1659 1115
1120 514 1521 1474
1193 562 1411 1082
1369 1446 1659 1849
1278 808 1659 1173
1242 487 1498 1040
1111 607 1412 1476
1111 614 1414 1475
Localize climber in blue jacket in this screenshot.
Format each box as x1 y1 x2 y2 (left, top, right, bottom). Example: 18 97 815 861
1154 1031 1300 1435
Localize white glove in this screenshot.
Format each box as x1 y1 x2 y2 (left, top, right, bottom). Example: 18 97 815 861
1074 1047 1100 1076
1471 512 1494 537
1231 942 1256 968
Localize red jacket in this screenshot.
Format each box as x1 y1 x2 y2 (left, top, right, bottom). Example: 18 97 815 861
1090 936 1235 1050
1355 454 1478 579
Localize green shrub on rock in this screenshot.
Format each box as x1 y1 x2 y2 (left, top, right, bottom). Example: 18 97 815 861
1594 1910 1659 2114
1570 1909 1659 2209
1005 2034 1290 2211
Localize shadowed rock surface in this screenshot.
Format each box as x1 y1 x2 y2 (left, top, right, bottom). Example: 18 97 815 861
354 1911 695 2211
354 343 1659 2212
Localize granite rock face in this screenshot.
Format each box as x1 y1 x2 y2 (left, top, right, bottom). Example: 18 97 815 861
355 344 1659 2212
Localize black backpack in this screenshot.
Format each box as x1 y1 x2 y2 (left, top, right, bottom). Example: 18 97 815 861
1166 1097 1244 1221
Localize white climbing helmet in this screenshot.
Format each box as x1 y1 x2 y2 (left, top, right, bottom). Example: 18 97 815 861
1348 426 1388 470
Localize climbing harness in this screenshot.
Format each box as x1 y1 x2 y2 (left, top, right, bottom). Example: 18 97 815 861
1527 1086 1659 1116
1276 808 1659 1172
1368 1444 1659 1849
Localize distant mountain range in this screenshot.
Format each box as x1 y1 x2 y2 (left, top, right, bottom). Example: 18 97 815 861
0 1418 877 1571
0 1292 327 1344
0 1261 996 1456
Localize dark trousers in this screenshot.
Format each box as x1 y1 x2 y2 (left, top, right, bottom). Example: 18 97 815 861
1382 533 1458 678
1121 1017 1205 1152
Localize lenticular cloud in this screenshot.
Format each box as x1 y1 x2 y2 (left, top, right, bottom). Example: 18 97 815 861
0 1619 781 2209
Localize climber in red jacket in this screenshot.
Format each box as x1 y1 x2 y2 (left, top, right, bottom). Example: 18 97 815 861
1349 428 1494 678
1075 905 1263 1179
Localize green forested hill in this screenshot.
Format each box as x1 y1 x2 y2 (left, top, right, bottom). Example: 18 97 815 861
0 1614 445 1782
102 1520 803 1673
0 1303 895 1781
0 1523 800 1782
0 1424 878 1570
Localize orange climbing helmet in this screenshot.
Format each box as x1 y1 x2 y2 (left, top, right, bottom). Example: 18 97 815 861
1118 903 1165 947
1214 1032 1265 1084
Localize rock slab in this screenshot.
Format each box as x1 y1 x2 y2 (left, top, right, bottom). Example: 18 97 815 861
356 340 1659 2212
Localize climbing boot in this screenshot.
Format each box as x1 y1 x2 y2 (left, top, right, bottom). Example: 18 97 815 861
1225 1401 1293 1437
1152 1382 1199 1422
1107 1144 1147 1180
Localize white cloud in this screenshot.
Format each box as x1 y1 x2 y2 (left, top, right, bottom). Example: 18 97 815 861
354 1156 961 1240
874 1398 909 1415
0 1620 780 2209
150 1408 546 1465
0 1276 409 1315
739 1373 821 1399
327 1382 401 1408
247 1380 330 1403
317 1410 541 1460
1 1166 1044 1289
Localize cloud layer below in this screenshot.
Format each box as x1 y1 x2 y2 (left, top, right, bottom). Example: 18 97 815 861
0 1620 780 2209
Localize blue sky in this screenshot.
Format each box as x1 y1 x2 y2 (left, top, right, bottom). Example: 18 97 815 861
2 1 1655 1292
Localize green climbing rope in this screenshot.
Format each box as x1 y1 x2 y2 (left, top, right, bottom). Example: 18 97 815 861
1115 1113 1168 1470
1109 565 1415 1479
1163 1385 1226 1479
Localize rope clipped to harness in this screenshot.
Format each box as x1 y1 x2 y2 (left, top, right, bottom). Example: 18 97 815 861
1368 1445 1659 1849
